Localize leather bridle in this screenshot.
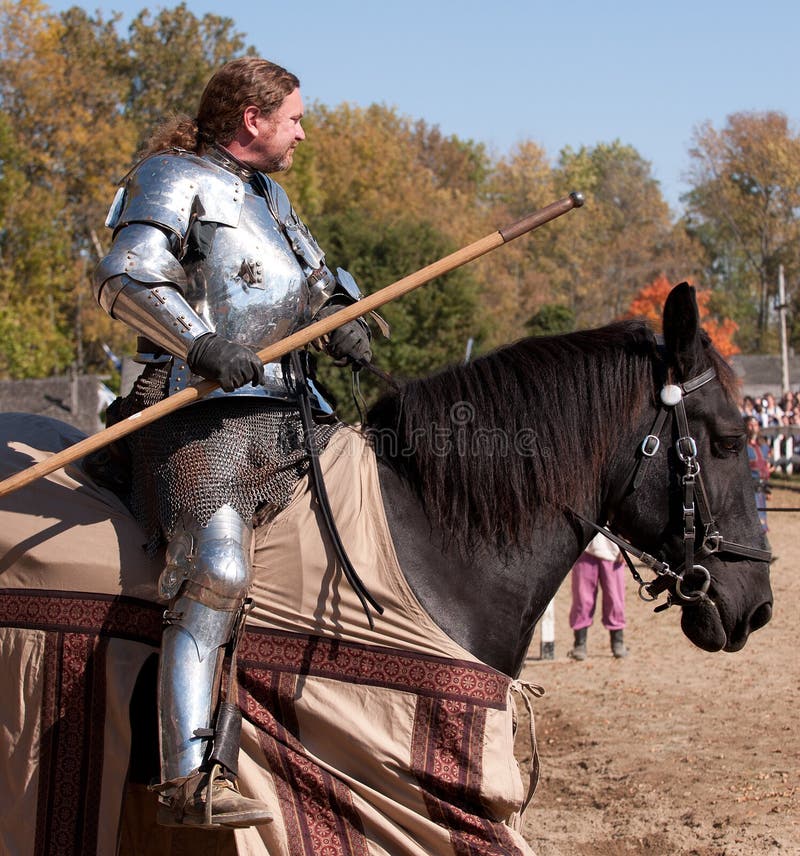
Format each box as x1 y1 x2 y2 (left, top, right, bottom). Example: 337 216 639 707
573 365 772 611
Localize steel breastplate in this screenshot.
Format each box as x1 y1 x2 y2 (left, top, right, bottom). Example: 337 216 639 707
185 183 309 350
166 182 324 407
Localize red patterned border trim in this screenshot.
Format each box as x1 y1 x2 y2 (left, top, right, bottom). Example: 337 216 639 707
0 590 157 855
239 627 509 709
411 696 523 856
0 593 507 711
33 630 60 855
0 588 163 646
32 630 109 855
242 670 370 856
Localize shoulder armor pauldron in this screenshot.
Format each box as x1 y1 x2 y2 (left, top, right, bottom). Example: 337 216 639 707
108 150 246 239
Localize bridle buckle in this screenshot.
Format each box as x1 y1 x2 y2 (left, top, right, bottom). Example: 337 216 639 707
641 435 660 457
676 436 697 462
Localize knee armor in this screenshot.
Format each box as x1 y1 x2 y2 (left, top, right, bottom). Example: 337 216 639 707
162 503 253 596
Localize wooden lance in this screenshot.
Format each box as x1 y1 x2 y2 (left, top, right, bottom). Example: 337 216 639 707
0 191 584 498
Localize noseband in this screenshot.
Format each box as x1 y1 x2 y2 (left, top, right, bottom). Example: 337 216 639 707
575 365 772 610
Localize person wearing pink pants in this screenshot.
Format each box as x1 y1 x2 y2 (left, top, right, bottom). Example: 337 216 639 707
568 532 628 659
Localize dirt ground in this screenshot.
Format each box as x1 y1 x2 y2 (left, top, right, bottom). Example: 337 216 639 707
518 484 800 856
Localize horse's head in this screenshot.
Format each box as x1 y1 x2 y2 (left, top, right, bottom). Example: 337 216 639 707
611 283 773 652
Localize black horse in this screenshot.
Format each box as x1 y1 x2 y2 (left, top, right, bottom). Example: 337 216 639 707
0 282 773 856
367 282 772 676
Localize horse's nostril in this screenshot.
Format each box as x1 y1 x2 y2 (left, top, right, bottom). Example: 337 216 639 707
749 601 772 632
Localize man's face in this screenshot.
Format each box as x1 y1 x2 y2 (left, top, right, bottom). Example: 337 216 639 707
248 87 305 173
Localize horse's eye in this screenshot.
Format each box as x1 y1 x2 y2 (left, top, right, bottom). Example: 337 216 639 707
714 436 744 456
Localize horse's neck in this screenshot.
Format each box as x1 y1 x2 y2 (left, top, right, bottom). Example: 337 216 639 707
377 462 587 676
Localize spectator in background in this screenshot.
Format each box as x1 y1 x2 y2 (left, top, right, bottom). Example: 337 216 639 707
760 392 782 427
740 395 757 419
746 415 774 532
780 390 795 417
792 404 800 436
568 532 628 661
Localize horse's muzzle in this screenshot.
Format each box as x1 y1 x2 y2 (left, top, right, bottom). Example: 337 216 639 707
726 599 772 651
680 590 773 653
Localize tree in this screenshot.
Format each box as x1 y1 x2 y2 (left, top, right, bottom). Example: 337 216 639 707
309 209 485 418
0 1 138 376
123 3 252 150
524 304 575 336
481 141 559 346
684 111 800 352
279 101 494 387
0 108 75 377
626 274 739 357
282 102 491 239
0 3 96 376
547 141 703 330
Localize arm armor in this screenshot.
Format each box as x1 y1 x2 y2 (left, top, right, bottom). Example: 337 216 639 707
94 223 213 359
106 151 243 237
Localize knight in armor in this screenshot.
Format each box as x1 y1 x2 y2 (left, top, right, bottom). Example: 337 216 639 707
91 58 373 829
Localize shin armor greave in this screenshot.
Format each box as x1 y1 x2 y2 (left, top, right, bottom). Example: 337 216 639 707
157 504 253 785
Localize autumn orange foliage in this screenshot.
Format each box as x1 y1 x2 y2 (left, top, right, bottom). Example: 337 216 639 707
626 275 740 357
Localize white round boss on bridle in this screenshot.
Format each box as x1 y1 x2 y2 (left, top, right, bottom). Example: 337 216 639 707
660 384 683 407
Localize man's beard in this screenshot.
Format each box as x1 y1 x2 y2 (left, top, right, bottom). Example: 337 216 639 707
261 147 294 174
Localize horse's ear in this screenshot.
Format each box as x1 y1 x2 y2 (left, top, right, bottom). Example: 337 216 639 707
662 282 703 379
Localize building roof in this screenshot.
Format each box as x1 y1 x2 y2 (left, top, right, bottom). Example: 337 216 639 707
729 354 800 399
0 375 104 435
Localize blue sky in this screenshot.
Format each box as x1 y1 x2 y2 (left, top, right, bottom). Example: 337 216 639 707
47 0 799 212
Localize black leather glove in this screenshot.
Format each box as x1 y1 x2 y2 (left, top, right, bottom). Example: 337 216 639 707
186 333 265 392
318 305 372 365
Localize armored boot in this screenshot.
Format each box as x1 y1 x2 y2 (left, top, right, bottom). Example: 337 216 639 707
610 628 628 658
154 505 273 829
568 627 588 661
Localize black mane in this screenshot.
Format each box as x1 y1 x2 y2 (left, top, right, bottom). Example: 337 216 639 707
366 320 661 554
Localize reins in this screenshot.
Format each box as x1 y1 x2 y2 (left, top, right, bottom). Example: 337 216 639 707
287 351 384 628
571 363 771 611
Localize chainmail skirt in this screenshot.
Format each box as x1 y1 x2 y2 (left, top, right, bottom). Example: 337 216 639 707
103 364 341 556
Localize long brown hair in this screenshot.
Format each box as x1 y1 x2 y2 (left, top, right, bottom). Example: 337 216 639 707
139 57 300 159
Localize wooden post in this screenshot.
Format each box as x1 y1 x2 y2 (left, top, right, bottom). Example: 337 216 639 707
540 600 555 660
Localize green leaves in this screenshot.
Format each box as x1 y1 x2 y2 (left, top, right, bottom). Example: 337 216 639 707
309 211 483 419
